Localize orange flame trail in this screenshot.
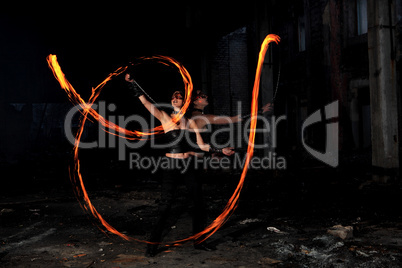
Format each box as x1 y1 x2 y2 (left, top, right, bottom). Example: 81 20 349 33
47 55 192 139
179 34 281 244
46 33 279 246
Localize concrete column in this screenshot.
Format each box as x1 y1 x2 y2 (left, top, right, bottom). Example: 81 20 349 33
367 0 399 178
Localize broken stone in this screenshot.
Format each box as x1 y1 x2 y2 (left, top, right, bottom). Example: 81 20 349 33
267 226 288 234
327 225 353 240
239 218 262 225
356 250 370 257
0 208 14 215
267 227 281 233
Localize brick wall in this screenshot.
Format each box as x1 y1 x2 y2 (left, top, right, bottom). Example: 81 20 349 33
210 27 250 116
208 27 250 147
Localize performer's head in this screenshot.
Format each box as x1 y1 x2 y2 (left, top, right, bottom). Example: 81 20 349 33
192 90 208 109
171 91 184 109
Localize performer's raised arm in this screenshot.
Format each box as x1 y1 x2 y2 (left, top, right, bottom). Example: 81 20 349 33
125 73 165 122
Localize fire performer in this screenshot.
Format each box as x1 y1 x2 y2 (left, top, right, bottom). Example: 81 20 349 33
190 89 273 131
189 90 274 178
189 89 273 155
125 73 234 257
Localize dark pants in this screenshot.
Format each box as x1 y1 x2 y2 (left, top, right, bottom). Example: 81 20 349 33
149 157 206 244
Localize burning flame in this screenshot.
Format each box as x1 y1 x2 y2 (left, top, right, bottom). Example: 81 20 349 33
181 34 280 244
46 33 280 247
46 55 193 139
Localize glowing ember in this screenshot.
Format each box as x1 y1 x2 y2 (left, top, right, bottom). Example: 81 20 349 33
46 33 280 247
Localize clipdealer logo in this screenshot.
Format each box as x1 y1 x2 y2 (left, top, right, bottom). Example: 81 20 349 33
129 152 287 173
301 100 339 167
63 100 339 169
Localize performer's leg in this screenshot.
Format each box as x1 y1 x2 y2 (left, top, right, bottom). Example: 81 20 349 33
184 158 214 251
187 174 206 234
146 158 178 256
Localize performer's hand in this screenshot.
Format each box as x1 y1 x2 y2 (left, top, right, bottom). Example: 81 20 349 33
222 147 235 156
125 73 134 82
235 114 243 122
262 103 273 113
125 74 144 97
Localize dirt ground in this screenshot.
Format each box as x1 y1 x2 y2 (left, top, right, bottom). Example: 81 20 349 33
1 154 402 267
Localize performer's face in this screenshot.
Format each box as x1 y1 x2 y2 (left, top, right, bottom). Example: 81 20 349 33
171 91 184 108
193 91 208 106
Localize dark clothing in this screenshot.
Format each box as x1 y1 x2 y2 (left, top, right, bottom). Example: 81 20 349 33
164 129 193 154
149 157 206 244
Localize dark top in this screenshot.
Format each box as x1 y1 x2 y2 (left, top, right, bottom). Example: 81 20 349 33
164 129 195 154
